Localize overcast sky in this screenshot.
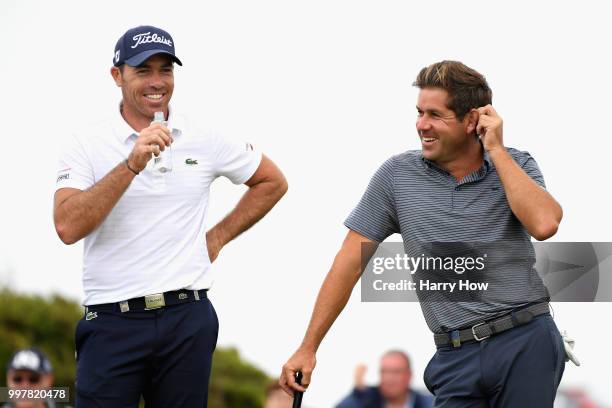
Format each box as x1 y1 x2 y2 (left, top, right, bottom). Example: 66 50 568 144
1 1 611 406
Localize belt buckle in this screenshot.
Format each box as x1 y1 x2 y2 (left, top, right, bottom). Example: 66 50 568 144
471 322 490 341
144 293 166 310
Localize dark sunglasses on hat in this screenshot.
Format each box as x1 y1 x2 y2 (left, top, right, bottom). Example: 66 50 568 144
12 373 41 384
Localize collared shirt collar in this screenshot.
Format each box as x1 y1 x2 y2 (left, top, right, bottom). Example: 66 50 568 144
483 150 492 169
406 392 416 408
112 102 185 144
384 390 416 408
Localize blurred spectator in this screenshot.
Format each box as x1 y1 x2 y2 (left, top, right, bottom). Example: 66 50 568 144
555 388 599 408
2 348 71 408
265 381 293 408
336 350 433 408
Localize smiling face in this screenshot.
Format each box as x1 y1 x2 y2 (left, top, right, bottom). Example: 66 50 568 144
7 369 54 408
111 53 174 130
416 87 479 167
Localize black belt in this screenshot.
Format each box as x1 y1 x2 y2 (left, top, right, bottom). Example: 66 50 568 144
434 302 550 348
86 289 208 313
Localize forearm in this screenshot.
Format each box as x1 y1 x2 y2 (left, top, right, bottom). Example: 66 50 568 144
54 160 136 244
489 148 562 240
300 263 361 352
208 177 287 247
300 235 371 352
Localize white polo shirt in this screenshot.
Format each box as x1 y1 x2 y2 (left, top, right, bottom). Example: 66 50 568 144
56 106 262 305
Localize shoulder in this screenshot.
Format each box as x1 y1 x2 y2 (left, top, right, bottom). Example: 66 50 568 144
395 149 423 163
74 117 114 137
504 147 537 166
336 386 382 408
362 385 382 396
388 150 426 173
371 150 422 182
67 117 115 148
376 150 420 170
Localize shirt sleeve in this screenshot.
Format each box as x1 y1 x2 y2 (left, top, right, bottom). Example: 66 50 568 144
344 157 400 243
213 134 263 185
520 151 546 189
55 133 94 191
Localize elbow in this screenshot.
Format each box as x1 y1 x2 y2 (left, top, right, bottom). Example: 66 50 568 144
531 220 560 241
270 174 288 201
277 177 289 198
531 204 563 241
55 221 80 245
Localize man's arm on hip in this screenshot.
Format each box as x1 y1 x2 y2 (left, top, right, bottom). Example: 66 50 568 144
205 154 288 261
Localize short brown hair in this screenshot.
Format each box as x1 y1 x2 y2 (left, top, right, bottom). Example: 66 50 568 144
382 349 411 372
265 381 284 397
413 61 492 120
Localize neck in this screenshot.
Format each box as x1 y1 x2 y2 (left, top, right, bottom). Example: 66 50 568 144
436 137 484 181
15 400 46 408
120 102 168 133
386 389 410 408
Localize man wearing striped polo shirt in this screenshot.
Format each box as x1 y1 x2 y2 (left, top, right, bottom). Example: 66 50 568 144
280 61 565 407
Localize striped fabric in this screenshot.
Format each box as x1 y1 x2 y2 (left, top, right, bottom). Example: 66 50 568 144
345 148 550 333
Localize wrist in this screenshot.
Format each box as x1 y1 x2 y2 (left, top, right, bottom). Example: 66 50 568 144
486 146 508 160
299 341 318 354
124 159 139 175
207 227 228 249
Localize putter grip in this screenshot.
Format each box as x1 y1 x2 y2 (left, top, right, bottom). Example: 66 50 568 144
292 371 304 408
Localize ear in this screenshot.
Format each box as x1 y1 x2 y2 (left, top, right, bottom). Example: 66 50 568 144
110 66 122 87
465 109 479 136
406 370 413 385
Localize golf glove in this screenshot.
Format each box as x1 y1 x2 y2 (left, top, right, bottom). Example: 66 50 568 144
561 330 580 366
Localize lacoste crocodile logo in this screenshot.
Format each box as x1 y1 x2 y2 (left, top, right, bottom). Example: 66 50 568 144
185 158 198 165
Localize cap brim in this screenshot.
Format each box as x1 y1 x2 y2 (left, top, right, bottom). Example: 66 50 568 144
9 366 45 374
125 49 182 67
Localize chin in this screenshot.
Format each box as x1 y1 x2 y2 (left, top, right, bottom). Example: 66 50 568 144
422 151 437 161
142 105 166 117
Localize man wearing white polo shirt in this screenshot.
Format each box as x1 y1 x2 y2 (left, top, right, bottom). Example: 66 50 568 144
53 25 287 407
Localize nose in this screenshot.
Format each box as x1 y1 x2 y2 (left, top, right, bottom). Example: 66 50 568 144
416 115 431 132
148 72 165 89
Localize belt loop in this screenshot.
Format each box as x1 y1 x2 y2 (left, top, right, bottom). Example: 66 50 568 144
451 330 461 348
511 310 519 326
194 290 200 301
119 301 130 313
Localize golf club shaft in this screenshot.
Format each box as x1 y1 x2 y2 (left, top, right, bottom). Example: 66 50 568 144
292 371 304 408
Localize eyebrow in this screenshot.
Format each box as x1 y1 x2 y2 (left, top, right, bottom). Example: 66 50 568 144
416 106 442 115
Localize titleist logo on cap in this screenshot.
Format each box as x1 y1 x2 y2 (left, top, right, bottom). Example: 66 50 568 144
131 32 173 49
113 26 183 67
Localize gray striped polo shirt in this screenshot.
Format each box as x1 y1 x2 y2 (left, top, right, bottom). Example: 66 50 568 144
345 148 550 333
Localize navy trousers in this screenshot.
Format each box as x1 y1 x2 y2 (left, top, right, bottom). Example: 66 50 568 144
75 298 218 407
424 314 565 407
